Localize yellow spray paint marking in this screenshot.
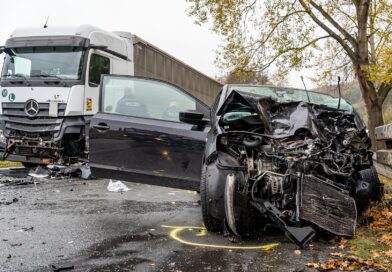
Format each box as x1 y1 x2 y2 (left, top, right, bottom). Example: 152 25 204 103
196 228 207 237
162 225 279 250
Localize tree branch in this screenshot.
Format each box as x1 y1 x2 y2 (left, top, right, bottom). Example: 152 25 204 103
299 0 358 62
309 0 358 48
378 82 392 104
249 35 331 72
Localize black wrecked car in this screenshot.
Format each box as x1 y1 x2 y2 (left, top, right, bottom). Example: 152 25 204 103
90 76 383 247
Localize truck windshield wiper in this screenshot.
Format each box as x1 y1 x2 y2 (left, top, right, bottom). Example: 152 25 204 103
33 74 63 80
3 74 28 80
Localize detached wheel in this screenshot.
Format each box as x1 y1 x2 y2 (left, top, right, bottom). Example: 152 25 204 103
200 163 224 232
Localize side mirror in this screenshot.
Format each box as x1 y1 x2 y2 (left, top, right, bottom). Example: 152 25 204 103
0 46 4 54
179 111 210 129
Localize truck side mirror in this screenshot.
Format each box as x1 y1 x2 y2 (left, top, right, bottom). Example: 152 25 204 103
0 46 5 54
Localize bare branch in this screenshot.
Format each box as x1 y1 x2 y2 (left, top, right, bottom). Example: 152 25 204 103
249 35 331 72
309 0 358 48
299 0 358 62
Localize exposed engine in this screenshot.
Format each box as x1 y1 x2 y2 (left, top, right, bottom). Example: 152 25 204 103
215 91 383 247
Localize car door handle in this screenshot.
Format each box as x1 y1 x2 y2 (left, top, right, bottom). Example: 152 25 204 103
92 123 110 131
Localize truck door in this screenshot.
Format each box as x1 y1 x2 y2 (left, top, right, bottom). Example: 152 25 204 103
84 52 111 114
89 75 210 190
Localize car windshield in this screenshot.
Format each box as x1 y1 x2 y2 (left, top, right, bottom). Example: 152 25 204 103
1 46 85 80
228 85 352 111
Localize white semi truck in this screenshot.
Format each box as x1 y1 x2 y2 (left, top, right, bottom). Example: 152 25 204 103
0 25 222 165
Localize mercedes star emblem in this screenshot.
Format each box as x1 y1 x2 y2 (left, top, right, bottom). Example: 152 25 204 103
24 99 39 117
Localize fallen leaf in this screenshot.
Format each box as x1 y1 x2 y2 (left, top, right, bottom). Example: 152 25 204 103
330 252 345 258
305 262 320 268
384 250 392 257
294 249 301 255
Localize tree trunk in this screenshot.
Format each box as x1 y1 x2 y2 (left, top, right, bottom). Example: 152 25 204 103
356 66 385 150
365 98 385 150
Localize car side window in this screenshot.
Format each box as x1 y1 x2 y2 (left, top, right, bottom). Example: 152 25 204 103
102 77 198 122
89 54 110 87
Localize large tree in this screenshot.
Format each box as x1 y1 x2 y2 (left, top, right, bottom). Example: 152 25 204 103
187 0 392 148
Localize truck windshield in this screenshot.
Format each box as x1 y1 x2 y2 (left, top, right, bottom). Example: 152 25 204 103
228 85 353 111
1 46 85 80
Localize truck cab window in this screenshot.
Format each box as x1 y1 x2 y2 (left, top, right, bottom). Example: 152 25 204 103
89 54 110 87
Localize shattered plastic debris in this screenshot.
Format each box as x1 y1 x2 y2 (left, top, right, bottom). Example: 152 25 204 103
80 165 91 180
25 163 92 180
107 180 130 192
0 198 18 205
28 166 50 179
51 264 75 272
0 176 35 186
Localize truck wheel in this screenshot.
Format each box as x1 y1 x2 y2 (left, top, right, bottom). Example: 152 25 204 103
200 163 224 232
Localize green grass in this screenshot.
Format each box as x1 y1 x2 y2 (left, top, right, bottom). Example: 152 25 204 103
348 230 388 260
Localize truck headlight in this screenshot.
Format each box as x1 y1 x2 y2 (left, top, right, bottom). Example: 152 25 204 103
0 129 6 144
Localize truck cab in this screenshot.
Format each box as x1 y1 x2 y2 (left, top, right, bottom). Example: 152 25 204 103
0 25 134 164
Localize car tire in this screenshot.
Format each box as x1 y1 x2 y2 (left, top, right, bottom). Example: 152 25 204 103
355 167 384 212
359 167 383 201
200 163 223 232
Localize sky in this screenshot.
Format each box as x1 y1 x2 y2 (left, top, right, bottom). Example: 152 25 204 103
0 0 313 88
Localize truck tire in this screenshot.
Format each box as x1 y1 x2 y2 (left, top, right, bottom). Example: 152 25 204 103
200 163 223 232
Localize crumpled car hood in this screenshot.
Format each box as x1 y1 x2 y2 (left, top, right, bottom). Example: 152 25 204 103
218 90 368 144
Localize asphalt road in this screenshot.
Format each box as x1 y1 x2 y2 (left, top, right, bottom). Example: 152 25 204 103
0 167 333 272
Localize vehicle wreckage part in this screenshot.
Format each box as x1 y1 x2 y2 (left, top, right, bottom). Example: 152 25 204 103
224 173 239 236
201 163 224 232
250 201 315 248
355 167 384 212
300 175 357 236
201 152 245 233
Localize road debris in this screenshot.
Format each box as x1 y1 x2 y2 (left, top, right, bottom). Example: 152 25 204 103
0 197 18 205
28 166 50 179
51 264 75 272
0 176 35 186
16 227 34 232
107 180 130 192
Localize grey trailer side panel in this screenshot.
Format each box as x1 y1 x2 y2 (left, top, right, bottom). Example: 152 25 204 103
132 35 222 105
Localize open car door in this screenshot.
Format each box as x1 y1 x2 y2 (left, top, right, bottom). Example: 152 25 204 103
89 75 210 190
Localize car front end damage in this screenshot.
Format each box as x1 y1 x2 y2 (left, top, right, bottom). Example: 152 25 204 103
203 91 383 247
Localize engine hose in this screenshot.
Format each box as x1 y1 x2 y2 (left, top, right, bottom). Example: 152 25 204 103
319 162 351 177
243 136 262 148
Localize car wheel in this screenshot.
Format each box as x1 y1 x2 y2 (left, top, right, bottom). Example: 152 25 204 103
355 167 384 212
200 163 224 232
360 167 384 201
